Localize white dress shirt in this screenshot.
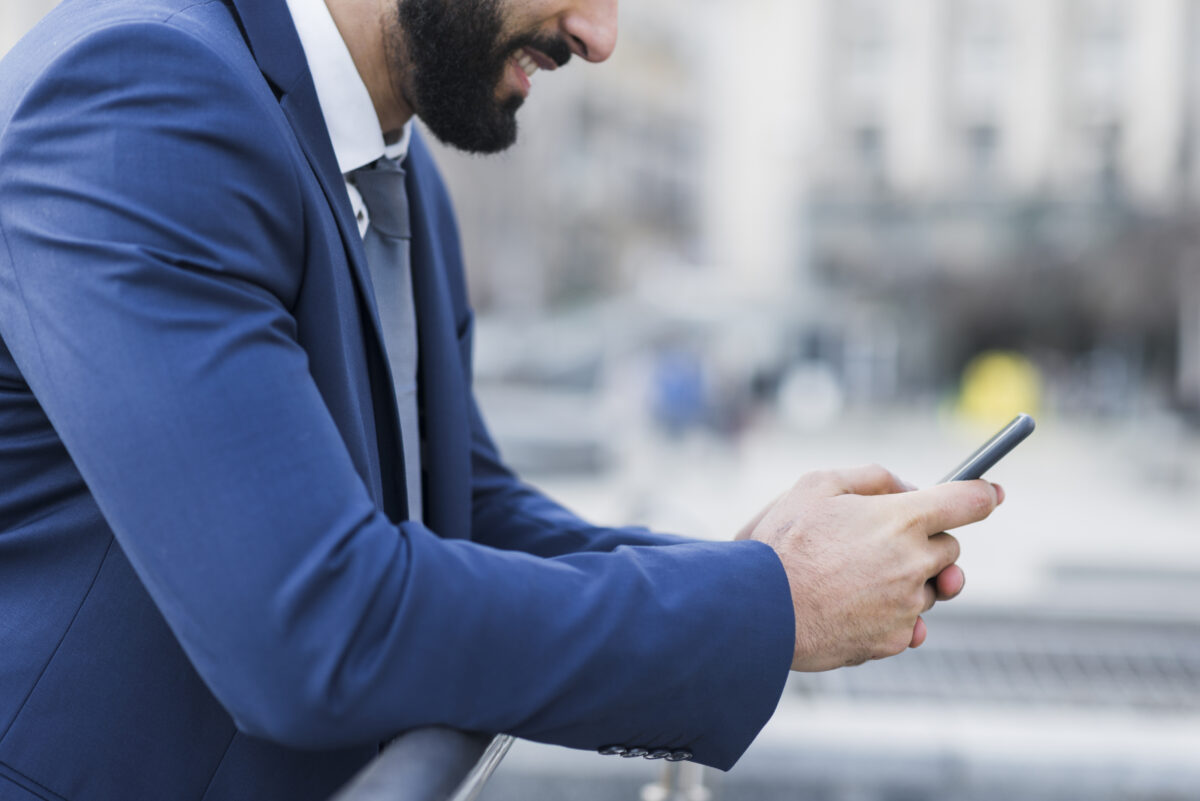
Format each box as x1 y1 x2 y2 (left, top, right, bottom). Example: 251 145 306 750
284 0 412 237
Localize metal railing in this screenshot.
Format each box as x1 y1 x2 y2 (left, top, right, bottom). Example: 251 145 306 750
330 729 515 801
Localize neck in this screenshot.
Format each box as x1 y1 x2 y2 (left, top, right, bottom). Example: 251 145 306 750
324 0 414 138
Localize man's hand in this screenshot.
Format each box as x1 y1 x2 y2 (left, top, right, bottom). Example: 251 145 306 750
743 465 1002 671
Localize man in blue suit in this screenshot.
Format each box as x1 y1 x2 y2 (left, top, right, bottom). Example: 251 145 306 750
0 0 1002 798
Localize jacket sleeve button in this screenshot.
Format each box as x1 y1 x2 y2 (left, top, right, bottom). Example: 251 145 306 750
665 750 693 762
598 745 628 756
646 749 672 760
622 747 650 758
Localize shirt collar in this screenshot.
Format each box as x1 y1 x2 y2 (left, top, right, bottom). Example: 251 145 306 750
284 0 411 173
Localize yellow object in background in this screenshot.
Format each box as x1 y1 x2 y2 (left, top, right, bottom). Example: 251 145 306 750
957 350 1042 426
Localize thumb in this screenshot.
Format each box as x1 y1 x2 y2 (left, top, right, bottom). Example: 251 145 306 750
888 479 1001 534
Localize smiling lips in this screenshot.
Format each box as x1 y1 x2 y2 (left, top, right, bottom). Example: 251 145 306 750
511 47 558 93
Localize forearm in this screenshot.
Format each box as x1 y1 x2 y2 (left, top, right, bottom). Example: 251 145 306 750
228 526 793 770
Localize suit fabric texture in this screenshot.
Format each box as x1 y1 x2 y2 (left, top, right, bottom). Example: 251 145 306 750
0 0 795 798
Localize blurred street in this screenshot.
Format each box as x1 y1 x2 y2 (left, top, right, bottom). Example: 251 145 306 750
476 393 1200 800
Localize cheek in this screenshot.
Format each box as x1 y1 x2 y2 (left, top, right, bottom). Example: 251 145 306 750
505 0 546 16
501 0 555 37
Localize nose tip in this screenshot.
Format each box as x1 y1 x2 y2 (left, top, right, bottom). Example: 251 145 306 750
562 0 618 63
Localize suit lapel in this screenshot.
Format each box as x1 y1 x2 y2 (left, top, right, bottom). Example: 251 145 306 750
275 89 389 355
228 0 388 360
407 135 472 542
228 0 409 520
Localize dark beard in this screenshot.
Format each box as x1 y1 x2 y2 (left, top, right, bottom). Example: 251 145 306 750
394 0 571 154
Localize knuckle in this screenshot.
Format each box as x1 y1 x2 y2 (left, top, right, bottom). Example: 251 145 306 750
795 470 828 492
904 500 942 535
884 630 911 657
939 533 961 563
865 463 899 490
899 508 928 536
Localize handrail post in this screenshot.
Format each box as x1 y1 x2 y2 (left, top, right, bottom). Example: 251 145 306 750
640 762 712 801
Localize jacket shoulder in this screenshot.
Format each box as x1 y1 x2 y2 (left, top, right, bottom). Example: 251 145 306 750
0 0 251 124
0 0 306 310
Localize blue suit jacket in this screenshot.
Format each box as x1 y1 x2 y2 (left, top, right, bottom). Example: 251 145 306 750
0 0 794 798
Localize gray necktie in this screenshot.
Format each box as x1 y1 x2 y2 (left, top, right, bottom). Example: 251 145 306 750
351 157 423 523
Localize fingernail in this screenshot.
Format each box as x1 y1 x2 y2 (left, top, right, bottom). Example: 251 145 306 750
992 483 1005 504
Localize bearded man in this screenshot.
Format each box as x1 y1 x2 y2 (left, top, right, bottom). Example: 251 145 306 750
0 0 1001 798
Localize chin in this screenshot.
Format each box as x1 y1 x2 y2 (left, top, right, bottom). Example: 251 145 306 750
421 100 522 155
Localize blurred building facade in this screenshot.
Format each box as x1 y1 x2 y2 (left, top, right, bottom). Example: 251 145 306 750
793 0 1200 414
428 0 1200 417
4 0 1199 415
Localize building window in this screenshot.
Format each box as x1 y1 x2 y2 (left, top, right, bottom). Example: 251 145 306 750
852 124 888 193
964 123 1002 191
1071 0 1128 121
950 0 1009 117
838 0 893 105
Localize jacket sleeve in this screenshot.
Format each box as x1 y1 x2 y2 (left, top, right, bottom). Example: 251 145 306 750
0 20 794 770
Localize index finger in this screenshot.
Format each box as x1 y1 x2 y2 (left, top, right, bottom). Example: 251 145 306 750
888 480 1001 534
823 463 911 497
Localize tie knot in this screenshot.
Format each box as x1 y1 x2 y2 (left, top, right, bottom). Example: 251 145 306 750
351 157 411 239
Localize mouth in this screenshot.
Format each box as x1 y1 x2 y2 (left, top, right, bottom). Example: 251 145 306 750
507 46 560 96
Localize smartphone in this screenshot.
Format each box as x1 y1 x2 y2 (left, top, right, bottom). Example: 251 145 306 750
938 413 1036 484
